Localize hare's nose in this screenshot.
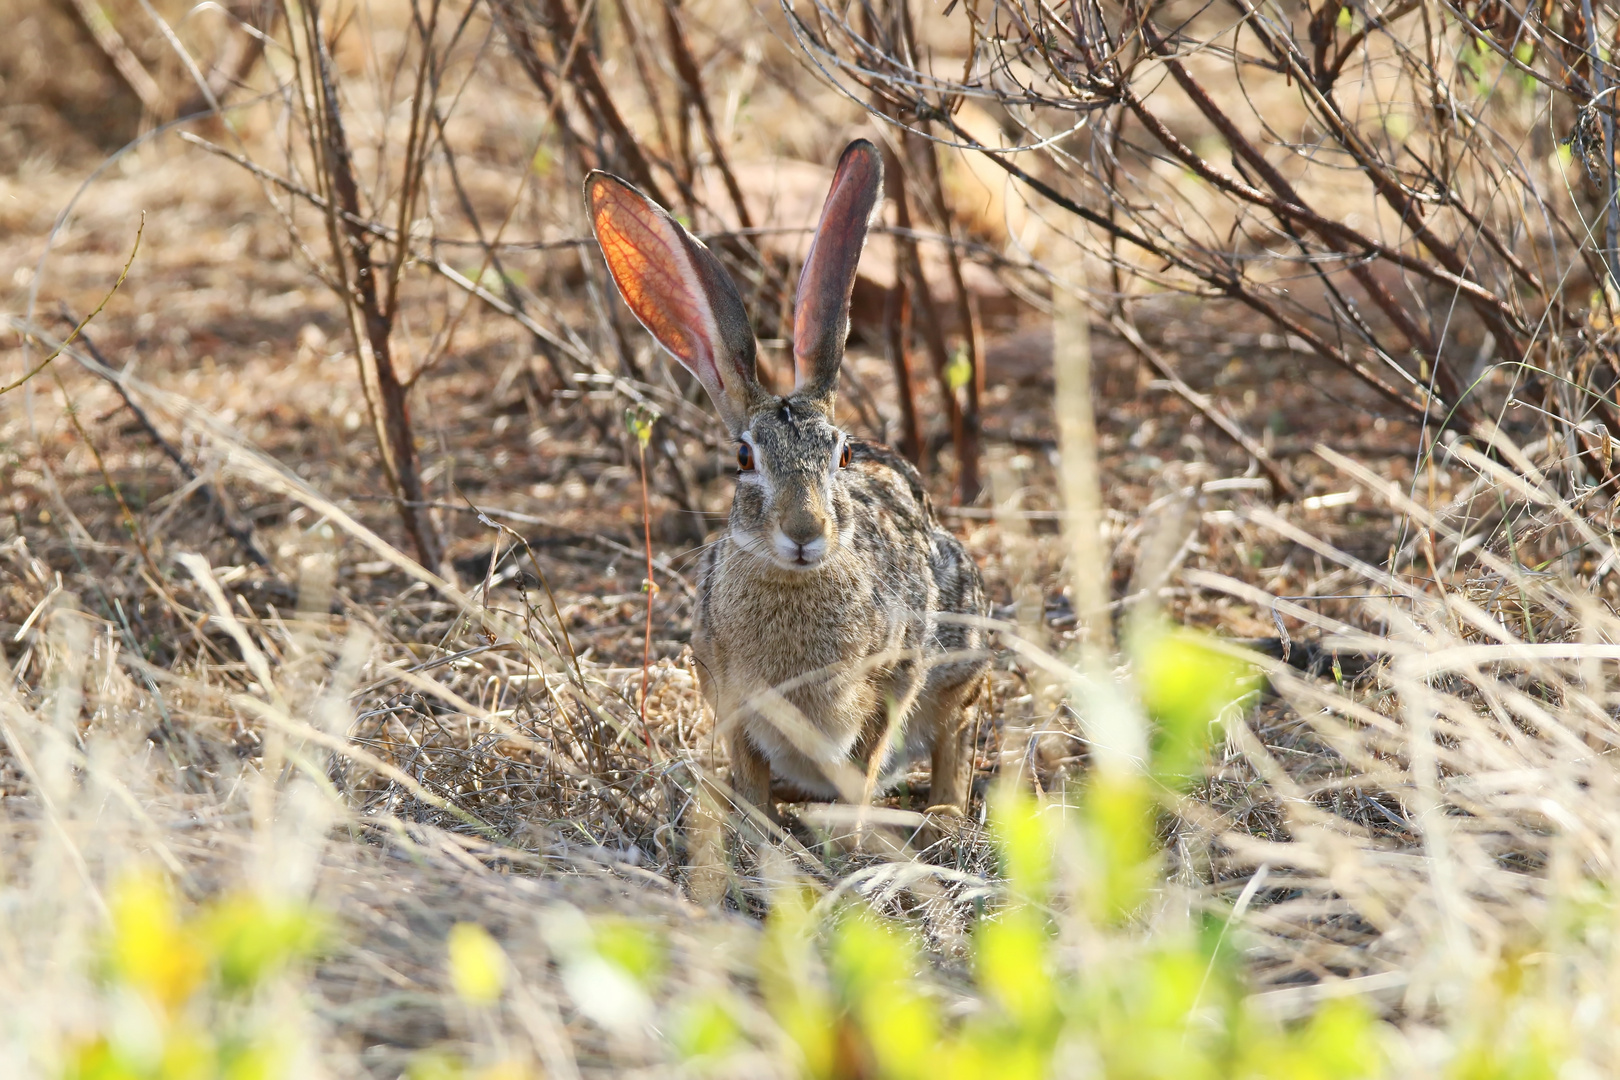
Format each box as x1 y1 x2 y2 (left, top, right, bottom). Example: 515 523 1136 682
772 527 828 568
780 509 825 547
781 522 825 548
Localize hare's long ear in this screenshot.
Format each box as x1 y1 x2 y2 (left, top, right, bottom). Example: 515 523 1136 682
586 172 762 434
792 139 883 405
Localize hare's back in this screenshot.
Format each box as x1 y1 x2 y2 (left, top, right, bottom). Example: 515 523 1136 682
847 439 931 518
846 440 988 691
845 438 986 617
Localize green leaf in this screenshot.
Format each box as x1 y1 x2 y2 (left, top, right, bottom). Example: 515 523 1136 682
593 920 665 985
672 996 742 1060
406 1050 467 1080
976 907 1055 1032
759 890 837 1079
990 789 1052 900
832 915 940 1080
106 869 206 1011
1083 771 1156 921
945 346 973 392
1300 999 1382 1079
61 1039 139 1080
1129 620 1260 787
203 895 328 993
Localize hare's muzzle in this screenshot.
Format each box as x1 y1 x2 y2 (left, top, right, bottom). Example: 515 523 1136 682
773 508 831 568
738 398 845 571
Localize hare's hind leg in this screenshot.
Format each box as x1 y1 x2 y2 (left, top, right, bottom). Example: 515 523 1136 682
920 676 984 815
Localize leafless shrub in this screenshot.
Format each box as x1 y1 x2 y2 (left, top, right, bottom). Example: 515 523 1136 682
786 0 1620 493
19 0 1620 1070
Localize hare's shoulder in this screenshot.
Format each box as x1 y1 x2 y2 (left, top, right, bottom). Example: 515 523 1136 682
846 438 934 524
844 437 984 612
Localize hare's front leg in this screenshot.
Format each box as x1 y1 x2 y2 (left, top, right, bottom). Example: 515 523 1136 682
920 677 983 815
727 729 778 823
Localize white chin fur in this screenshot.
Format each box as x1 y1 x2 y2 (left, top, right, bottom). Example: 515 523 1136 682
771 530 827 570
728 526 831 571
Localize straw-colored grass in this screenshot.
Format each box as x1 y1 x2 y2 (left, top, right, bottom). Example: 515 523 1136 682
7 0 1620 1074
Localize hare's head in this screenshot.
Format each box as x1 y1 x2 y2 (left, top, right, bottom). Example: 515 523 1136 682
585 141 883 571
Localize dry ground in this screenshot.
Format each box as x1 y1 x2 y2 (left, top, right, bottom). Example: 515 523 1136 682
3 0 1614 1073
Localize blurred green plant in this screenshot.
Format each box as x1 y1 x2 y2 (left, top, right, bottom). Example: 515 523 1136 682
945 346 974 394
1129 618 1261 788
591 919 665 986
672 995 744 1062
743 622 1392 1080
448 922 509 1008
407 1051 532 1080
62 870 328 1080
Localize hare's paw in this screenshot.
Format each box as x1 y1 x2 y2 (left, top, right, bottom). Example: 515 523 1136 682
915 803 972 850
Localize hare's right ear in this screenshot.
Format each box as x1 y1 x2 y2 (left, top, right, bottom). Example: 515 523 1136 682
585 172 762 434
792 140 883 406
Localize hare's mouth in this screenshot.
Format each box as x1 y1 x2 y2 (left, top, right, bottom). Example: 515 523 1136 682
771 530 828 570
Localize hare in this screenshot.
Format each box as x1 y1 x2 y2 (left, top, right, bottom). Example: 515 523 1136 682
584 140 989 819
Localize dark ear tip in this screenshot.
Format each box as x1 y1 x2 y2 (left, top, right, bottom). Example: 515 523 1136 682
836 139 883 189
840 139 879 165
582 171 607 207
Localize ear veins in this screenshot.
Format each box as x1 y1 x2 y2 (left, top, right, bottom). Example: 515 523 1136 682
589 180 726 390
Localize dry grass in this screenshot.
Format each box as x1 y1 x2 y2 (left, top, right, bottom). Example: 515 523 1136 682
7 0 1620 1074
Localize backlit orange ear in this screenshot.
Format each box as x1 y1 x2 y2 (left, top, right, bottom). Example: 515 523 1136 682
590 180 719 375
585 172 762 433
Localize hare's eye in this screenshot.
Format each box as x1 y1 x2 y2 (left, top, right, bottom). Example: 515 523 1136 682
838 442 854 469
737 442 755 471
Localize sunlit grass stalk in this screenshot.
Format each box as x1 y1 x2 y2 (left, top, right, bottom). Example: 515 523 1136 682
630 406 658 753
1052 264 1152 925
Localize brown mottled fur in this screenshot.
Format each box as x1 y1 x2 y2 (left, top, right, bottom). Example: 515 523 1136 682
695 428 988 812
585 140 989 818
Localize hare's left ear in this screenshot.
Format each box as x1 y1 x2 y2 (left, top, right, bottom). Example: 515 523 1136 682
585 171 764 435
792 139 883 405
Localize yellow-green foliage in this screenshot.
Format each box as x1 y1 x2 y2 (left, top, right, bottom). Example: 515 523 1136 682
748 624 1391 1080
63 871 327 1080
754 793 1385 1080
447 922 509 1008
406 1052 532 1080
1130 618 1262 788
71 622 1588 1080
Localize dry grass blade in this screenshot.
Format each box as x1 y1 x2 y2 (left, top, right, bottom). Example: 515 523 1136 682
13 0 1620 1073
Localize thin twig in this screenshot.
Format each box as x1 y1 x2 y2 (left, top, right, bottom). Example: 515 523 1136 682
60 314 271 567
4 216 144 398
634 423 658 751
